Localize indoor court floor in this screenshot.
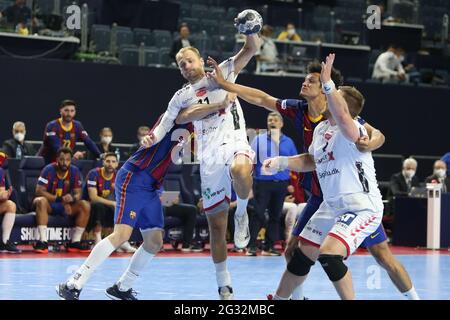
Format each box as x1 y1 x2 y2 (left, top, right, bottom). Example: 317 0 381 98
0 246 449 300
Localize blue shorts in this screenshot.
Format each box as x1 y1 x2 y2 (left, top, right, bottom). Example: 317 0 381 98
50 203 66 216
360 224 388 248
291 195 323 237
114 167 164 231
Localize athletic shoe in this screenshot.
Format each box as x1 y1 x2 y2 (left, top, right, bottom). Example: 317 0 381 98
118 241 137 253
0 241 21 253
234 212 250 249
190 243 204 253
267 293 309 300
218 286 234 300
56 283 81 300
33 241 48 254
245 247 257 256
67 241 91 253
181 243 192 252
261 248 281 256
105 284 138 300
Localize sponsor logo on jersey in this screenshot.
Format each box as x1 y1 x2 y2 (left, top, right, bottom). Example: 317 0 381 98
201 126 218 135
318 168 340 179
196 87 207 97
129 211 137 219
325 132 333 140
202 187 225 200
316 151 336 165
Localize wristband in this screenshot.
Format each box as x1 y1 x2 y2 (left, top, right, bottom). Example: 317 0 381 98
278 157 289 171
322 80 336 95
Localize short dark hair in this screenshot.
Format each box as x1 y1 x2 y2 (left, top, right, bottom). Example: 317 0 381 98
179 23 189 32
56 147 73 157
340 86 365 118
60 99 76 109
104 152 118 161
307 61 344 87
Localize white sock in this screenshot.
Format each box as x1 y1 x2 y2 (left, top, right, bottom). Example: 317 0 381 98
94 232 102 243
291 284 304 300
403 286 420 300
117 245 155 291
1 213 15 243
235 197 248 218
67 238 116 290
215 261 231 288
273 294 289 300
38 225 47 242
71 227 85 243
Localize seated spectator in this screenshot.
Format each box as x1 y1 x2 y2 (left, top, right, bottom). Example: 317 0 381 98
160 187 202 252
425 160 450 193
84 152 135 252
256 25 279 73
0 154 20 253
372 45 408 82
32 147 91 254
127 126 150 157
2 121 36 159
389 157 420 197
87 127 121 161
277 23 302 42
442 152 450 177
170 23 194 63
37 99 101 164
0 0 31 27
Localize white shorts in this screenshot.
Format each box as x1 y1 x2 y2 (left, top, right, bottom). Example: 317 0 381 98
200 139 254 213
299 193 383 257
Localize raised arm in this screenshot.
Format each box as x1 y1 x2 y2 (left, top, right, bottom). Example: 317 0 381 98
320 54 360 142
207 57 278 111
175 93 237 124
233 34 260 75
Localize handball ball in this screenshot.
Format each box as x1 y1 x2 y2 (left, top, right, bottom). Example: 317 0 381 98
235 9 263 35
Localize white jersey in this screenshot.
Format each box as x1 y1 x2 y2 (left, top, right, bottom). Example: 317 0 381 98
309 119 382 201
154 57 248 164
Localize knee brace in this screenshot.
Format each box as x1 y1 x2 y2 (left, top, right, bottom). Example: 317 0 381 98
318 254 348 282
287 248 315 276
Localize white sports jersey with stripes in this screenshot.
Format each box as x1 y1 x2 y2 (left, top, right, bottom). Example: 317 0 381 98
299 119 383 256
153 57 254 211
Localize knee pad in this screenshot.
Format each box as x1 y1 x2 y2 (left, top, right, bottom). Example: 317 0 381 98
287 248 315 276
318 254 348 282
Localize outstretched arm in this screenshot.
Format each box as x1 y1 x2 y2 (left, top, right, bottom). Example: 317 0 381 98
320 54 360 142
262 154 316 175
207 57 278 111
175 93 237 124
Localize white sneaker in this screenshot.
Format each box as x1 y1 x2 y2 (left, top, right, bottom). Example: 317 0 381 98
117 241 137 253
234 212 250 249
219 286 234 300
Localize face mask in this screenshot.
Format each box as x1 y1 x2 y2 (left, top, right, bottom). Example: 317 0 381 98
287 28 295 36
101 136 112 145
434 169 446 179
403 169 415 179
14 133 25 142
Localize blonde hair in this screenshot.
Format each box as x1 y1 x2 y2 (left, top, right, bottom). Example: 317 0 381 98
340 86 365 118
175 46 201 64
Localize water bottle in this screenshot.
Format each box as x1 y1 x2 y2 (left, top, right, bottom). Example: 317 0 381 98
16 145 22 159
115 148 120 162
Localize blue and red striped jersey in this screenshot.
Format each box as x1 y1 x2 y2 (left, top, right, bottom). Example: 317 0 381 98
37 163 82 197
84 167 117 200
0 168 5 188
276 98 325 197
39 118 101 163
124 121 193 188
